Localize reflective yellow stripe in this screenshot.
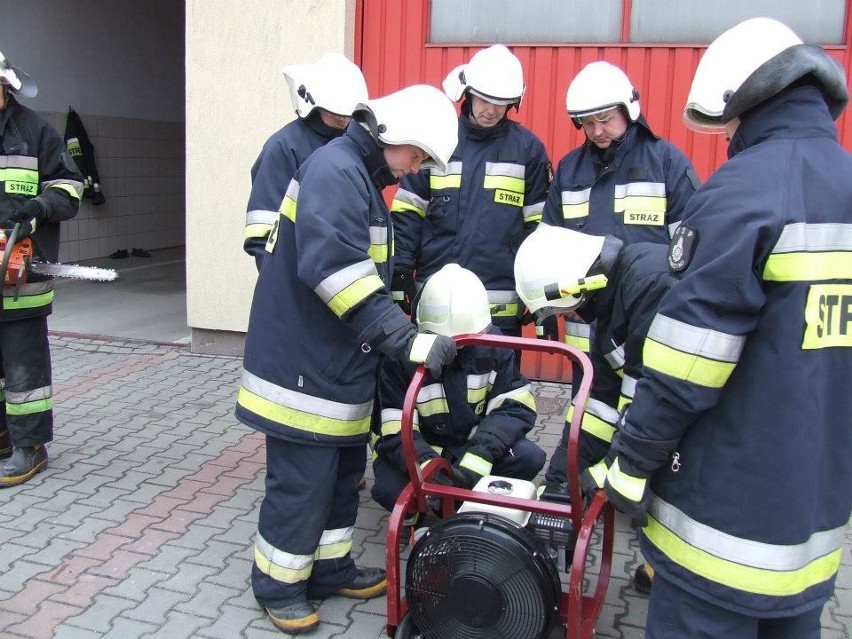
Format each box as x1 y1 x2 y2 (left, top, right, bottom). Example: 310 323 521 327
644 339 736 388
254 533 313 584
0 167 38 183
327 274 384 318
484 175 525 193
6 397 52 416
368 244 388 263
380 408 419 437
279 195 297 223
587 459 608 489
48 182 82 201
430 174 461 189
3 290 54 310
562 202 589 220
316 526 353 560
487 382 536 414
244 223 273 240
606 458 646 502
459 452 492 477
580 410 616 443
645 515 843 597
237 387 370 437
391 200 426 218
763 252 852 282
418 397 449 417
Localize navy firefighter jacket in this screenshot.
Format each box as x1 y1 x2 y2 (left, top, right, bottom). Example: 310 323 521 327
236 122 416 447
243 113 345 265
542 120 698 245
619 85 852 616
391 108 550 328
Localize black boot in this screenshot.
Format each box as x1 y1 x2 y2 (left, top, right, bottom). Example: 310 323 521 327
334 567 387 599
0 445 48 487
0 430 11 460
264 598 319 635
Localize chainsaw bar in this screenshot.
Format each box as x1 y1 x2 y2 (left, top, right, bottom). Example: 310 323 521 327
29 262 118 282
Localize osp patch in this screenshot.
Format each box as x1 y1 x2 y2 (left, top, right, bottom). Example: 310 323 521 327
668 225 698 272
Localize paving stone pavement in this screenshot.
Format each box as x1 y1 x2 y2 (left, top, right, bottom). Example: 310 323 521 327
0 335 848 639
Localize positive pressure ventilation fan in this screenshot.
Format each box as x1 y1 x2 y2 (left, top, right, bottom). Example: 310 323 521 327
405 512 561 639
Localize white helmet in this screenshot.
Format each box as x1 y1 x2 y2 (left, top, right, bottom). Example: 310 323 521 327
353 84 459 173
684 17 848 132
565 61 640 129
283 53 368 118
416 264 491 337
442 45 525 108
0 50 37 98
515 225 608 318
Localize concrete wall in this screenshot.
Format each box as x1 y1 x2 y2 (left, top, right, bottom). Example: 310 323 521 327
0 0 185 260
186 0 357 350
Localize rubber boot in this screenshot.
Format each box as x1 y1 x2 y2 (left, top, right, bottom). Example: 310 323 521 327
633 561 654 594
265 597 319 635
0 430 11 460
0 444 48 487
334 567 387 599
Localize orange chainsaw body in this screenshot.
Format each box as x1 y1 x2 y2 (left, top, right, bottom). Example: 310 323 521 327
0 235 33 286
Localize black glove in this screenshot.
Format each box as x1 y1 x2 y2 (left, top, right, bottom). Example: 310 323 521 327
451 463 483 489
3 199 42 239
391 267 416 314
406 333 457 377
536 315 559 341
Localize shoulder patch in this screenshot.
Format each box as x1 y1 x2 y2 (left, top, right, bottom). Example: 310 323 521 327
668 225 698 272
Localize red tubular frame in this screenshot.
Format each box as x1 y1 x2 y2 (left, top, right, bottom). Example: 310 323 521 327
384 334 615 639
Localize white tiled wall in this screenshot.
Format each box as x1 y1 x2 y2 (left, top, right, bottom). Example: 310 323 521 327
41 111 185 263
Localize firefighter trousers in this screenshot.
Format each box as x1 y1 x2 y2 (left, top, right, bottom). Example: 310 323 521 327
645 573 822 639
252 435 366 607
0 317 53 447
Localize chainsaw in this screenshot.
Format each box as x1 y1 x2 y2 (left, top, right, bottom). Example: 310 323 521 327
0 223 117 294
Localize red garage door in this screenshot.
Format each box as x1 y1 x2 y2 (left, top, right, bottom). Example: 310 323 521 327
355 0 852 381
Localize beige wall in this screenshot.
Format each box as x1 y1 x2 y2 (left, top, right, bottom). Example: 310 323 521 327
186 0 356 352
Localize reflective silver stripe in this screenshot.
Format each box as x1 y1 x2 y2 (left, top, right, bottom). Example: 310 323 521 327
486 381 535 414
522 200 544 221
255 531 313 572
650 495 848 571
772 222 852 253
0 155 38 169
621 375 638 400
43 178 84 198
467 371 491 397
369 225 388 246
562 188 591 205
668 219 681 239
315 259 378 305
648 314 745 363
246 209 277 226
604 343 625 370
285 179 300 202
486 289 520 304
431 161 463 176
380 407 418 436
484 162 525 179
392 188 429 214
565 322 590 339
585 397 619 424
613 182 666 198
417 383 446 404
241 369 372 422
319 526 353 547
6 385 51 404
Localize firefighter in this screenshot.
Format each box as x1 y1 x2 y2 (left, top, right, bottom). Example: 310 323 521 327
0 50 83 487
390 45 551 343
235 84 459 635
371 264 545 517
537 63 699 563
595 18 852 637
243 53 368 270
515 224 674 593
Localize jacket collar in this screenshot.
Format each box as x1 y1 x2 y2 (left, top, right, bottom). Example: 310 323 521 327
345 121 397 190
728 84 838 159
460 98 509 141
303 111 346 141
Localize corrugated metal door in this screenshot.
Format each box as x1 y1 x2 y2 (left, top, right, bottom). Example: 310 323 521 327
355 0 852 380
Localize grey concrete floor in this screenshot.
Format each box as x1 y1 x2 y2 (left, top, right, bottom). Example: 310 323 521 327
49 246 189 345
